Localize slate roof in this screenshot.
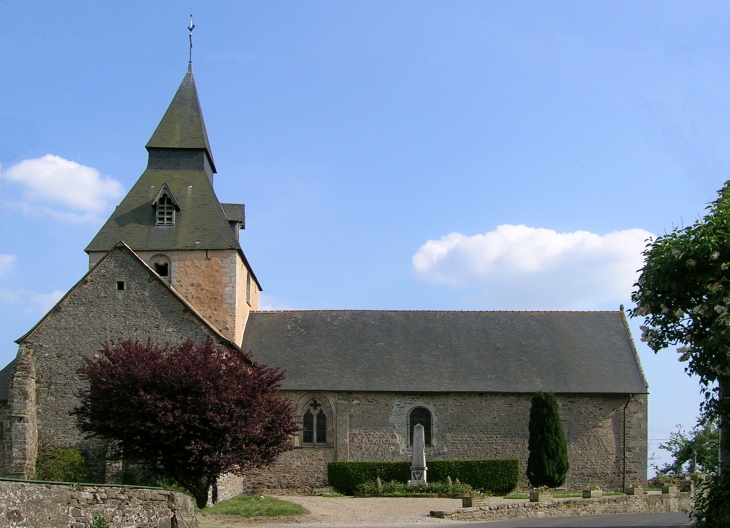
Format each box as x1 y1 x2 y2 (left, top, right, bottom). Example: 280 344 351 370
85 169 242 253
242 310 648 394
146 64 216 172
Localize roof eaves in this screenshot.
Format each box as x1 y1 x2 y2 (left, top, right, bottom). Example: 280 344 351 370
620 310 649 389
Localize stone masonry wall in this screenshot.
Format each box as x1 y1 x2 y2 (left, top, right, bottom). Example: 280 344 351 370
241 391 647 492
0 481 196 528
5 247 237 480
89 249 259 347
6 347 36 479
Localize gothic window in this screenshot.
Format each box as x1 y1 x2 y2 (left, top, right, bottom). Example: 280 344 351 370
408 407 432 446
302 399 327 444
152 185 180 227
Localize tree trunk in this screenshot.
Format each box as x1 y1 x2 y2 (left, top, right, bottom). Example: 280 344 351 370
193 485 210 510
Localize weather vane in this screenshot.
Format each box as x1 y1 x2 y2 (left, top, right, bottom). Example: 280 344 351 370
188 14 195 64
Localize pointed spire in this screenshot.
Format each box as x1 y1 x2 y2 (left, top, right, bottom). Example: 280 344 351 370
145 67 216 174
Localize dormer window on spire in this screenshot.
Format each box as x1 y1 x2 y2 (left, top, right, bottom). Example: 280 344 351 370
157 194 176 225
152 184 181 227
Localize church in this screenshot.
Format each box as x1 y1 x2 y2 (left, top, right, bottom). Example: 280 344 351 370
0 64 648 496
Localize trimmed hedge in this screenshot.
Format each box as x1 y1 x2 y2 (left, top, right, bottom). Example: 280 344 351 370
429 459 520 495
328 462 410 495
327 459 520 495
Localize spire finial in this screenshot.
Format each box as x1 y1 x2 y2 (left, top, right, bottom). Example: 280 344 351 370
188 14 195 66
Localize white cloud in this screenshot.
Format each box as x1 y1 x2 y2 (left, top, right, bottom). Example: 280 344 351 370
0 254 15 279
30 290 65 313
5 154 123 217
413 224 653 310
258 294 292 311
0 287 65 314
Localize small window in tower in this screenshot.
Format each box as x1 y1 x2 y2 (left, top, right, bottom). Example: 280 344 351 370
116 281 125 291
149 254 172 282
246 272 252 305
154 262 169 277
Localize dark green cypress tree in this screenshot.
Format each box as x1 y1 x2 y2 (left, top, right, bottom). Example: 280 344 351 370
526 391 570 488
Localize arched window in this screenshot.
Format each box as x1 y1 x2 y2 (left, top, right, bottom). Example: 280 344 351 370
408 407 432 446
148 254 172 281
302 399 327 444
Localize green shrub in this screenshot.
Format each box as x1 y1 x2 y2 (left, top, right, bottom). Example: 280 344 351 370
35 446 89 483
328 462 410 494
91 516 108 528
429 459 520 495
327 459 519 495
527 391 569 488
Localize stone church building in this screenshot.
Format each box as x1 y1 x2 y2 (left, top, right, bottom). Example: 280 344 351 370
0 65 648 494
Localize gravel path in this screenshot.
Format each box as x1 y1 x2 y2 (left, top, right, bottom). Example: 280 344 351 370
197 496 469 528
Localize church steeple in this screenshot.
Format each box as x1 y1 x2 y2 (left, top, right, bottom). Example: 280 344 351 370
145 66 217 180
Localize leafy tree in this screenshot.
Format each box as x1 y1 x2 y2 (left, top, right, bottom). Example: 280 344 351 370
526 391 569 488
655 419 719 476
629 182 730 526
73 337 298 509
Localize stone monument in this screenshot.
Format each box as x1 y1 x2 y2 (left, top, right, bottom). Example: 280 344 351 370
408 423 427 486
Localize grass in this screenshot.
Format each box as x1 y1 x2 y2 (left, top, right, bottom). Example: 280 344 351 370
201 494 309 517
318 491 347 497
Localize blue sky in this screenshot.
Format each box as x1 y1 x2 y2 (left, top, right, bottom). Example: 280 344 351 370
2 1 728 474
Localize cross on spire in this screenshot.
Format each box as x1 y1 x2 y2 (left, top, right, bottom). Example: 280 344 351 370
188 14 195 65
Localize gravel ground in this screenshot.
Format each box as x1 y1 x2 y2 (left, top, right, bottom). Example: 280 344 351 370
196 496 470 528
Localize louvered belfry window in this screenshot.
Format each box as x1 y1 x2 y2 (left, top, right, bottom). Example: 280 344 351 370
156 193 176 226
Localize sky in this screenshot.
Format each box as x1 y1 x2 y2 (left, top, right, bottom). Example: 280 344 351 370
2 1 729 476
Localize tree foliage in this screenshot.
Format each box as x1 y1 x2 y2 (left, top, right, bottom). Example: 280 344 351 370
655 419 719 476
526 391 569 488
629 183 730 527
73 337 298 509
35 446 89 483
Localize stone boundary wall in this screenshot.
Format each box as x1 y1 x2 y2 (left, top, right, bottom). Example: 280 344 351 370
432 493 692 522
0 481 196 528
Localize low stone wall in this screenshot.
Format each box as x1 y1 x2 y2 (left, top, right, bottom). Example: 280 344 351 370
0 480 196 527
432 493 692 522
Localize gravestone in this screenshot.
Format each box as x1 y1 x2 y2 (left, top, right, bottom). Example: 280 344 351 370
408 423 427 486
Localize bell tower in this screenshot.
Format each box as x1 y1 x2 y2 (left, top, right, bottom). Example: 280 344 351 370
85 65 260 345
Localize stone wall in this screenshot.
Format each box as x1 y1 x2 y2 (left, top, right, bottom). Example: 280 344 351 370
435 493 692 522
6 347 36 479
0 480 195 528
241 391 647 492
4 246 237 480
98 248 261 347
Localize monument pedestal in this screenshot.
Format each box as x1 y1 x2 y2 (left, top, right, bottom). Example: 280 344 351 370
408 466 427 487
408 424 428 486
